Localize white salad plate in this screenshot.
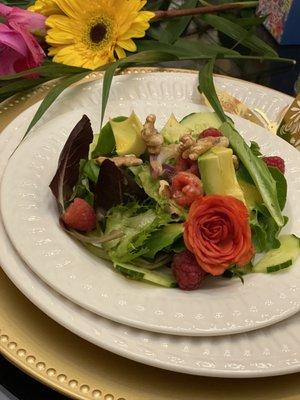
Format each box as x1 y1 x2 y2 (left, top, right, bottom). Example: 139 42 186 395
1 72 300 337
1 90 300 377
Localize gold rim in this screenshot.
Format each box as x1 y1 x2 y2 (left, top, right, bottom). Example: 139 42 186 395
0 67 297 400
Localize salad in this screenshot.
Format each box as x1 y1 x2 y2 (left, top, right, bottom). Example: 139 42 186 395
49 104 300 291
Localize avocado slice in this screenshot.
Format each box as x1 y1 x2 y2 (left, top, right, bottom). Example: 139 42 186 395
161 114 190 144
198 146 246 204
238 179 262 210
110 111 146 156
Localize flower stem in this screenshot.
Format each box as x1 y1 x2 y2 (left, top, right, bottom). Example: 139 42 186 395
153 1 259 21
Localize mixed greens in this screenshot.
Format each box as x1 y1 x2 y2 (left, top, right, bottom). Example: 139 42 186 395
49 70 300 290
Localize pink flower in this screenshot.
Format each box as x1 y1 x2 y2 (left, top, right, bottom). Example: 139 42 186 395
0 3 46 36
0 22 45 75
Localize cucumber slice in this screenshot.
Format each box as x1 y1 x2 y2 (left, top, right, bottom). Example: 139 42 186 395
114 262 177 288
180 112 222 136
253 235 300 273
267 260 293 273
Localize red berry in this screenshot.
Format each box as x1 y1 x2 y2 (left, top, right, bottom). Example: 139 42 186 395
62 198 96 232
171 171 203 207
200 128 222 138
262 156 285 174
175 157 199 176
172 250 207 290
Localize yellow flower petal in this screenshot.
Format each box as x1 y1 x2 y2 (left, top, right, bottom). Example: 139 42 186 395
115 46 126 59
28 0 62 16
46 15 81 34
44 0 151 69
46 30 75 45
117 39 137 52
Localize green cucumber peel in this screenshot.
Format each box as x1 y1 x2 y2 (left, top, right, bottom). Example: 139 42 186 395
266 260 293 273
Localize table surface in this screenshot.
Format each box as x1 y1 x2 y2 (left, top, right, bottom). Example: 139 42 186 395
1 32 300 400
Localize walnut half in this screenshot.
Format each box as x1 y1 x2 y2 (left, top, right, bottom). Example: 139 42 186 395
179 135 229 160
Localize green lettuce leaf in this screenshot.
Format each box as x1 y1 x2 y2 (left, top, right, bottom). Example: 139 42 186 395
91 116 126 158
103 203 171 262
249 141 262 156
130 164 166 206
143 223 184 259
268 166 287 211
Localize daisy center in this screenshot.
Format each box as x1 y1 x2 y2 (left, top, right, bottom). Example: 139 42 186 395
84 16 114 49
90 23 107 44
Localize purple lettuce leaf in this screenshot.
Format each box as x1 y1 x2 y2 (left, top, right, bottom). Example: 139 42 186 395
49 115 93 212
95 159 147 211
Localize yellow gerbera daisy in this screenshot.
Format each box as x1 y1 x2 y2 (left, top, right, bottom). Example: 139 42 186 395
43 0 154 69
28 0 62 16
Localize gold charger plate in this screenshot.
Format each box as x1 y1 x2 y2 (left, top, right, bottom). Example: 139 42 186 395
1 68 300 400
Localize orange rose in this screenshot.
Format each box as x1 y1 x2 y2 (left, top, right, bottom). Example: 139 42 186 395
184 195 254 276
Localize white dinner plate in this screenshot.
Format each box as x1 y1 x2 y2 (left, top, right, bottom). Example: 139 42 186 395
1 72 300 337
1 76 300 376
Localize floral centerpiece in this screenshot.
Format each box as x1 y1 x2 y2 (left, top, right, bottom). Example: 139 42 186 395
0 0 295 137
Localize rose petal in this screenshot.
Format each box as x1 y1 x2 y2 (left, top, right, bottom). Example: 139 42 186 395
184 195 254 276
0 3 46 35
0 22 45 75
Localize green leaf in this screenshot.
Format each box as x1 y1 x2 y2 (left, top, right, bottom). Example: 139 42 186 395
159 0 199 44
25 71 91 136
268 166 287 211
91 116 126 158
137 39 240 58
0 62 89 81
198 60 284 227
250 141 262 156
100 51 178 129
104 203 171 262
81 159 100 184
202 14 278 56
223 263 253 281
130 164 165 206
0 77 48 96
70 159 100 206
250 216 267 253
220 122 284 227
143 223 184 259
198 59 228 123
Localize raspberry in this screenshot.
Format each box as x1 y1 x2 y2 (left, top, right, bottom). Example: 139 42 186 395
172 250 207 290
62 198 96 232
171 171 203 207
262 156 285 174
200 128 222 138
175 157 199 176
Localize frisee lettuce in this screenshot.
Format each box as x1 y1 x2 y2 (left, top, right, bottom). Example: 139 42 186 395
103 202 172 263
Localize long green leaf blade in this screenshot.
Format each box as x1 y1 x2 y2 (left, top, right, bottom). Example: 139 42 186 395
100 51 178 129
198 58 227 122
0 63 89 81
100 61 121 129
202 14 278 56
198 60 284 227
159 0 199 44
137 38 240 57
0 77 48 96
25 71 91 136
220 122 284 227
